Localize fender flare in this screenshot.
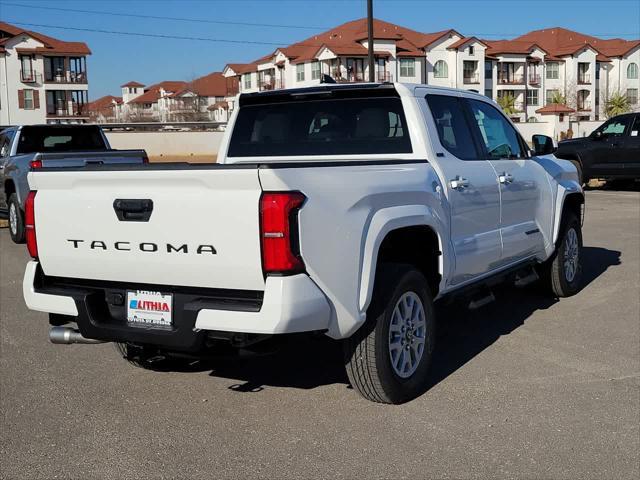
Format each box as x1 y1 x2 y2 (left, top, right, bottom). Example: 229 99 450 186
552 184 584 245
358 204 448 314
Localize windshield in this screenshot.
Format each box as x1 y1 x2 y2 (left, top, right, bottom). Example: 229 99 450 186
16 126 107 154
228 96 412 157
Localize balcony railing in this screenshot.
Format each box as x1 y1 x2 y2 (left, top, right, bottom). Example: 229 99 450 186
578 74 591 85
21 70 42 84
528 74 541 85
258 78 285 91
463 73 480 84
498 74 524 85
46 103 89 117
44 71 88 84
333 71 393 83
577 100 592 111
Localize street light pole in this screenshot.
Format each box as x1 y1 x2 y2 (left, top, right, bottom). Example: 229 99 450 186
367 0 375 82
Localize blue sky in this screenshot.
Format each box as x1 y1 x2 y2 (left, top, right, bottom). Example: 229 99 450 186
2 0 639 99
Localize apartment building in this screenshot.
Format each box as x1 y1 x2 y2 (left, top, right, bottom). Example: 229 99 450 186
223 19 639 122
0 21 91 125
88 72 235 123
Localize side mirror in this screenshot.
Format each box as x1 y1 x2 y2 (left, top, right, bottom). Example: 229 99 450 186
592 130 604 140
532 134 556 156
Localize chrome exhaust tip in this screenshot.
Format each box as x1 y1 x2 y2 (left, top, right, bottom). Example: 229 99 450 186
49 326 106 345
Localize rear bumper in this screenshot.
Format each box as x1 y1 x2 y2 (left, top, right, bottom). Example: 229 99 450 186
23 261 331 350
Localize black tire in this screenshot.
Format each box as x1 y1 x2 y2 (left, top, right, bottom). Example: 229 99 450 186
570 160 585 185
114 343 198 371
541 212 583 297
7 193 25 244
344 264 435 404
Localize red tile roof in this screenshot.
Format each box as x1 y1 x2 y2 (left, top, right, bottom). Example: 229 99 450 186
128 81 187 105
486 27 639 61
225 63 258 75
536 103 576 114
447 36 489 50
176 72 229 97
121 81 145 88
86 95 122 113
0 21 91 55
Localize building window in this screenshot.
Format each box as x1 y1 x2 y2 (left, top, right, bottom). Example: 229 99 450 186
400 58 415 78
24 89 34 109
485 89 493 98
243 74 252 90
468 45 474 56
546 89 560 104
311 61 320 80
296 63 305 82
546 62 559 80
44 56 65 81
526 89 539 106
484 61 492 79
433 60 448 78
628 63 639 79
20 55 34 82
627 88 639 105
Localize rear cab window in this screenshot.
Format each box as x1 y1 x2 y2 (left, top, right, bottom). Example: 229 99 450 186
426 94 479 160
16 126 107 154
228 88 412 157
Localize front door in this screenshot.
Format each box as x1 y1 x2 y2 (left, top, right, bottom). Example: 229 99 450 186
589 115 633 176
420 91 502 286
464 97 549 265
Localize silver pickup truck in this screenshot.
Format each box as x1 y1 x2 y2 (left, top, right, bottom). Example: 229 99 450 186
0 124 147 243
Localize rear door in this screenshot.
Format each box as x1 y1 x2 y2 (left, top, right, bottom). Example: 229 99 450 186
464 97 549 264
420 91 502 286
621 114 640 177
29 166 266 291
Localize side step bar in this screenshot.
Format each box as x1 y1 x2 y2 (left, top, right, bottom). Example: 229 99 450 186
468 291 496 310
49 327 106 345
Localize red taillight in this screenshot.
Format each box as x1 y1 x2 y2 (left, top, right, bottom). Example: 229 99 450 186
30 159 42 170
25 191 38 259
260 192 306 274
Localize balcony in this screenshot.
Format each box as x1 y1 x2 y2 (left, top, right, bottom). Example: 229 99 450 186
528 74 541 85
21 70 43 84
578 74 591 85
577 100 592 111
463 73 480 84
44 71 88 84
258 78 285 91
498 73 525 85
333 70 393 83
46 103 89 118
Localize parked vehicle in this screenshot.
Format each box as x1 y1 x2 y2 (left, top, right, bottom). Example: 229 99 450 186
0 125 148 243
555 112 640 183
22 84 584 404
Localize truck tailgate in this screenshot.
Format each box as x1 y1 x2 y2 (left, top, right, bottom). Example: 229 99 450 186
29 167 265 291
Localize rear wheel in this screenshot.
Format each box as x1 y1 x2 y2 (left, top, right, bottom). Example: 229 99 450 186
344 264 435 404
8 194 25 244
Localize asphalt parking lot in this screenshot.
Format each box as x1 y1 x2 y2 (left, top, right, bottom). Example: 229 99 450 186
1 189 639 479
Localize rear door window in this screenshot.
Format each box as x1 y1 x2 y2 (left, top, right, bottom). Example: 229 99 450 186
426 94 479 160
228 96 412 157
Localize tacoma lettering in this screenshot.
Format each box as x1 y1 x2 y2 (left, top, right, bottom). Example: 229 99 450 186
66 239 216 254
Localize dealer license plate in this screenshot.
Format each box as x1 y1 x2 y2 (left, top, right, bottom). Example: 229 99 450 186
127 290 173 327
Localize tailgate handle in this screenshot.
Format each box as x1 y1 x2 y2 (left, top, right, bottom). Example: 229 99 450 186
113 199 154 222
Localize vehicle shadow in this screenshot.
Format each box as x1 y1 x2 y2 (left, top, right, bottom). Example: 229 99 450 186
202 246 621 396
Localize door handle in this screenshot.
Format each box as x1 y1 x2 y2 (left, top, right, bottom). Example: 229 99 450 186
499 172 514 184
113 198 154 222
450 176 469 190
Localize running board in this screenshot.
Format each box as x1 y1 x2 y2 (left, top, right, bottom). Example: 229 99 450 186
514 268 539 287
468 292 495 310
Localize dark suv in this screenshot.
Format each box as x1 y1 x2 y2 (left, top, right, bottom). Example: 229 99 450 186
555 113 640 183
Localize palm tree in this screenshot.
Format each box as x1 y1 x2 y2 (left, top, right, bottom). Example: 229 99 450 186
605 91 631 118
548 90 567 105
497 92 518 116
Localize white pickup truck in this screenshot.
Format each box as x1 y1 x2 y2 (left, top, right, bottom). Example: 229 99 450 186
22 84 584 403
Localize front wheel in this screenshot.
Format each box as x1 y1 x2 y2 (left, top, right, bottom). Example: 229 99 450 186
542 212 583 297
344 264 435 404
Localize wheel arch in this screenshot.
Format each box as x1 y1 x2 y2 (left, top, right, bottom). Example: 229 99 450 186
358 205 448 314
552 188 585 245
